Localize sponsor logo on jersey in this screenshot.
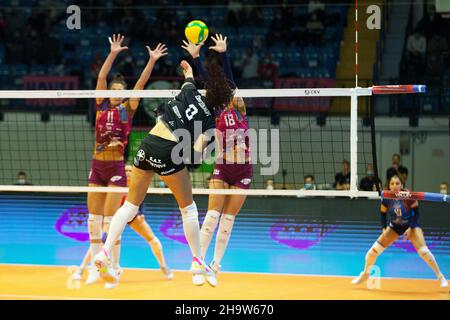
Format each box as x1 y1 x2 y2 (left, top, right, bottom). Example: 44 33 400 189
393 203 402 217
213 169 220 175
145 157 166 169
136 149 146 161
195 95 211 116
110 176 122 182
241 178 252 185
172 105 182 119
161 168 176 175
149 157 162 164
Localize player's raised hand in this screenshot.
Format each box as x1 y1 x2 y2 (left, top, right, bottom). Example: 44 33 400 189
147 43 168 61
209 34 227 53
180 60 193 78
108 34 128 55
181 40 204 59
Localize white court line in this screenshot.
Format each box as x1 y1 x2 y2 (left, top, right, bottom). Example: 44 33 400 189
0 263 439 282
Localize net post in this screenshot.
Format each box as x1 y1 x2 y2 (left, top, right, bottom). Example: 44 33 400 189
350 88 359 197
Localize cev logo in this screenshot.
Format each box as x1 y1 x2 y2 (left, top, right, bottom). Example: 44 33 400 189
305 89 321 96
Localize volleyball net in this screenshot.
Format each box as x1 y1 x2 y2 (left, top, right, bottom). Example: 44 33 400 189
0 85 425 198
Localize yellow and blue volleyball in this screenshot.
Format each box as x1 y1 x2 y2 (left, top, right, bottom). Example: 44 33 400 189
185 20 209 44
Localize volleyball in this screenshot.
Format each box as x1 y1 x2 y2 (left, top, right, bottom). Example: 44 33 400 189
184 20 209 44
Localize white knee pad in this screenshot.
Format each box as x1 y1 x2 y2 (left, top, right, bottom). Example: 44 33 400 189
103 215 112 232
418 246 431 257
218 214 236 235
202 210 221 234
180 201 199 223
149 237 162 250
367 241 385 257
120 201 140 223
88 214 103 240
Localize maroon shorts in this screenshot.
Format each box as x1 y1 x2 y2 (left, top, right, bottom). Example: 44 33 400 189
88 159 127 187
212 163 253 189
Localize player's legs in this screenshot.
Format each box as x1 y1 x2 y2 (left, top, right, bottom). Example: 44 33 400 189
212 189 246 269
104 188 125 270
87 187 105 258
102 187 125 288
162 168 200 256
200 179 228 259
162 168 212 285
94 167 154 283
73 248 91 280
129 215 173 279
352 227 399 284
205 189 246 287
408 227 448 287
86 187 105 284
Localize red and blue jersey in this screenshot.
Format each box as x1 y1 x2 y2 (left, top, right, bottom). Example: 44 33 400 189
95 99 132 154
215 107 250 164
381 194 418 226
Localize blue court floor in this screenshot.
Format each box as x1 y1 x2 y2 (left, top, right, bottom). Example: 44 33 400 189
1 194 449 280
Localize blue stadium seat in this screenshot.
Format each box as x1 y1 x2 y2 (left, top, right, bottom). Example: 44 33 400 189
0 65 10 76
297 68 313 78
293 6 308 16
11 64 29 76
0 44 5 64
29 65 47 75
190 8 210 18
261 8 276 21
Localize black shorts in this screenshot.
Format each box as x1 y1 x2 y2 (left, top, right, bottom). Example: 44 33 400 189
389 222 420 235
133 134 185 176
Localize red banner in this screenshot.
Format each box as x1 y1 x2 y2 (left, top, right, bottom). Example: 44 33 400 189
23 76 79 107
274 78 335 112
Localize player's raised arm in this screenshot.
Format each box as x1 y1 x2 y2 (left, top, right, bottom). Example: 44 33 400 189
182 40 203 59
233 96 247 115
129 43 168 110
96 34 128 104
180 60 196 89
182 40 209 82
209 34 235 86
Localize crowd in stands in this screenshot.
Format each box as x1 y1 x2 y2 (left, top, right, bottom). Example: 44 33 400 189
260 151 447 194
0 0 347 90
402 3 450 85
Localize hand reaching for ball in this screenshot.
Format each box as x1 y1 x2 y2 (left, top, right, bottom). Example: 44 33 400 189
209 34 227 53
181 40 204 59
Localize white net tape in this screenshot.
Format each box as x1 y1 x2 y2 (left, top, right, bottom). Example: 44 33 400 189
0 88 373 99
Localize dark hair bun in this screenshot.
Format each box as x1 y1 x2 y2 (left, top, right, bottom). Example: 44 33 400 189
112 73 125 81
109 73 127 89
